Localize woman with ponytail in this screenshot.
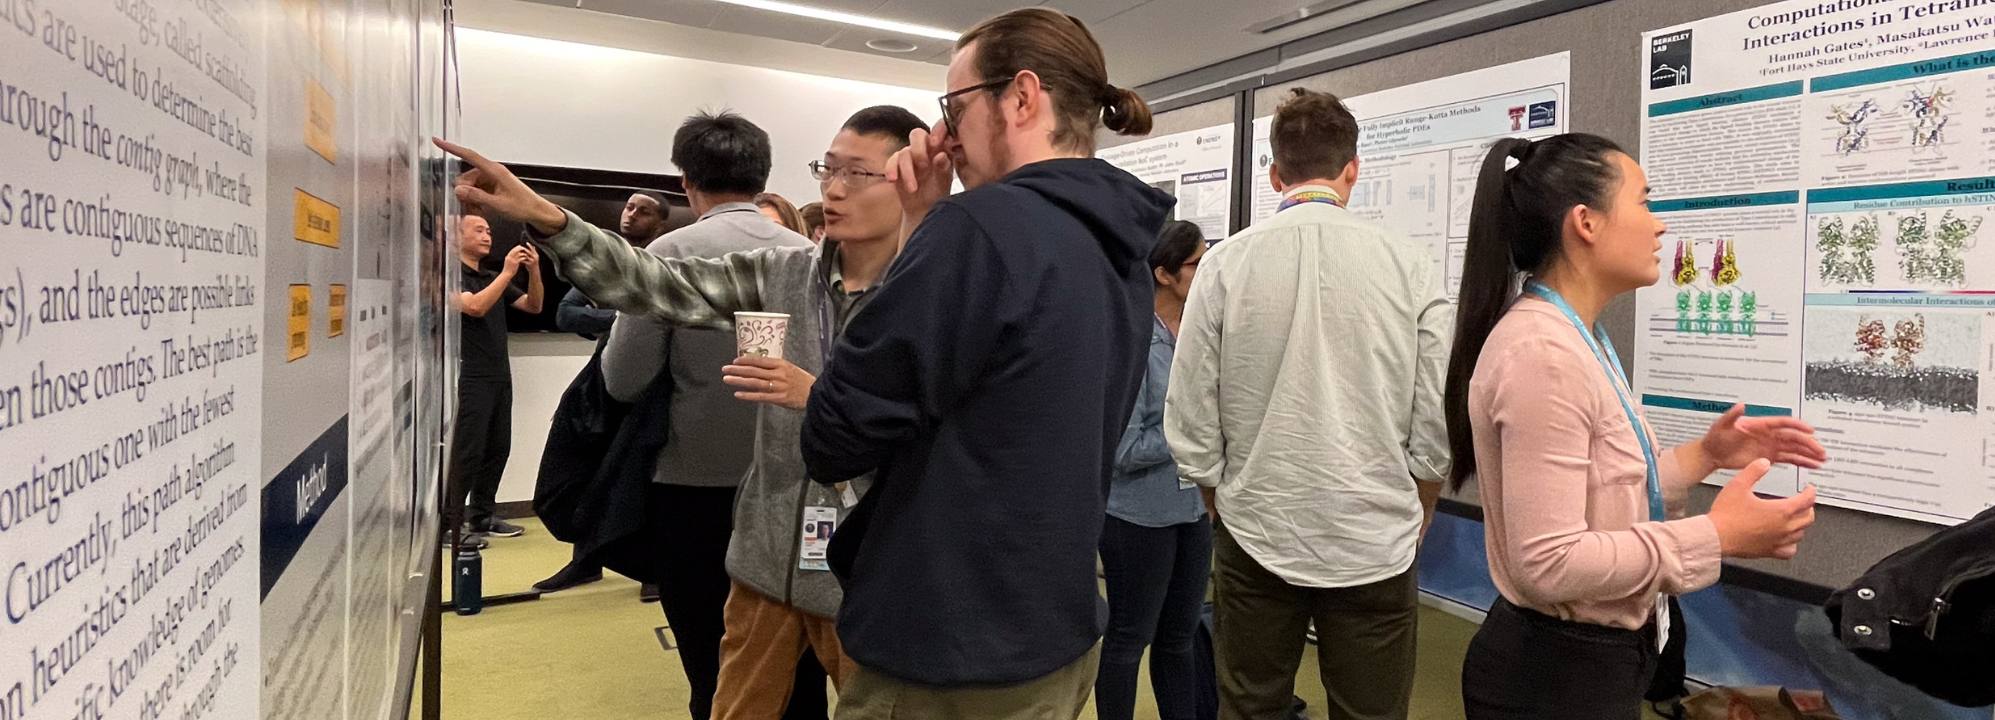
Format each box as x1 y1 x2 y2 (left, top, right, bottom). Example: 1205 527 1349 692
1445 135 1828 719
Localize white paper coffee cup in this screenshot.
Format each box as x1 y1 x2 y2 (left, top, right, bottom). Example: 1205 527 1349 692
735 312 791 359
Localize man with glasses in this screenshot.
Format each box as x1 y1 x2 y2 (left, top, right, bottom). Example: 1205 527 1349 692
792 9 1169 717
435 107 926 719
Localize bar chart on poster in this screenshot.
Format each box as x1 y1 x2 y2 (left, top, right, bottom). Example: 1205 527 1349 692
1249 53 1571 298
0 2 456 719
1632 0 1995 525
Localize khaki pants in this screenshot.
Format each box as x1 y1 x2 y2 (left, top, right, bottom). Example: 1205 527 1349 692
835 643 1101 720
712 581 854 720
1213 523 1418 720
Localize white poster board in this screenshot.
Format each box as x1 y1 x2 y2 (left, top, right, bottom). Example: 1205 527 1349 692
1249 53 1572 296
1099 123 1237 240
0 2 269 719
1633 0 1995 524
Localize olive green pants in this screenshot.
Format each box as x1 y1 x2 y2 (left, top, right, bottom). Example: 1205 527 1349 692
834 643 1100 720
1213 522 1418 720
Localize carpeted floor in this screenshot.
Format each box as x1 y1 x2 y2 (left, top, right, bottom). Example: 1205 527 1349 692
428 518 1662 719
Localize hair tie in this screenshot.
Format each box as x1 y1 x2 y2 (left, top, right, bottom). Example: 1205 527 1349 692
1502 139 1533 171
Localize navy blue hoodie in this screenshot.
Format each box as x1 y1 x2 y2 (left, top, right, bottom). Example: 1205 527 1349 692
801 157 1173 685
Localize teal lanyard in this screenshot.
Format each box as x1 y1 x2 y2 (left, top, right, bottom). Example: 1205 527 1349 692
1525 280 1666 522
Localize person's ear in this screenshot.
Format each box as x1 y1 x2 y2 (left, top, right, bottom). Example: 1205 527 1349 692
1569 204 1603 248
1009 70 1040 128
1153 265 1173 288
1339 159 1360 186
1269 164 1286 194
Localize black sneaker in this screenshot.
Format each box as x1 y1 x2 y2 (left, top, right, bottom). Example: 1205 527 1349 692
477 519 525 538
639 583 660 603
533 561 604 593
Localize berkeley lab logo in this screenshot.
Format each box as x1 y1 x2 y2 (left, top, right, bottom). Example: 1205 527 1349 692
1650 29 1692 89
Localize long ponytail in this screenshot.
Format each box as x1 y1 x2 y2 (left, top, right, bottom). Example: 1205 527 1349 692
1444 133 1627 491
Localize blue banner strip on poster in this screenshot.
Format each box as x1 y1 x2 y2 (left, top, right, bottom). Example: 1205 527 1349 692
1651 191 1800 213
1811 48 1995 93
1807 177 1995 203
1641 393 1790 417
1804 292 1995 308
261 416 351 599
1647 81 1803 117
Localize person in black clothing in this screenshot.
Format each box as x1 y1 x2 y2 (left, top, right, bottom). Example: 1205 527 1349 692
797 8 1169 717
451 213 544 548
535 191 669 596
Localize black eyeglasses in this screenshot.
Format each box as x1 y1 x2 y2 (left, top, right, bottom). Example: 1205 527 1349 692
937 77 1014 135
808 161 889 189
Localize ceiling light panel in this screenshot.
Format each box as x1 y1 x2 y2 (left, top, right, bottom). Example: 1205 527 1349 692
703 0 960 40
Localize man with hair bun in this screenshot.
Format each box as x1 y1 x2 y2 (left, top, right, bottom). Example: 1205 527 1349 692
794 7 1172 718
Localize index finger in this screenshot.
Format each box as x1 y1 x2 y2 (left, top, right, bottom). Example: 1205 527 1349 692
732 355 786 369
927 121 952 152
434 137 500 174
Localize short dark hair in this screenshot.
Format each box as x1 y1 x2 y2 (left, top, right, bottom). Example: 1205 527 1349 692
1148 220 1203 275
1271 88 1359 185
672 111 773 195
841 106 928 149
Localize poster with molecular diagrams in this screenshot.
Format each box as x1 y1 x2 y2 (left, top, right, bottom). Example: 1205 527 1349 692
1634 0 1995 525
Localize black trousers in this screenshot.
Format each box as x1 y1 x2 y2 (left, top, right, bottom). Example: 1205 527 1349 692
1097 514 1212 720
650 484 827 720
448 378 512 531
1461 599 1657 720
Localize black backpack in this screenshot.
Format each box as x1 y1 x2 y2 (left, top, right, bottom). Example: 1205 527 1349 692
1824 505 1995 708
531 340 627 542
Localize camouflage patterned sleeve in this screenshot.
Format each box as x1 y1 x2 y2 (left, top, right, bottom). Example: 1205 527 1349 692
535 208 775 331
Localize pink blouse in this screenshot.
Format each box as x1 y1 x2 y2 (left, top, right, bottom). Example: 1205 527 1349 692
1468 296 1723 630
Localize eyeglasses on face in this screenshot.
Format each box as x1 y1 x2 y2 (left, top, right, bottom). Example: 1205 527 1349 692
809 161 890 189
936 77 1015 135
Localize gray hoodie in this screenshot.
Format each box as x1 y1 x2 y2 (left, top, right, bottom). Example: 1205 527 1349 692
542 208 873 618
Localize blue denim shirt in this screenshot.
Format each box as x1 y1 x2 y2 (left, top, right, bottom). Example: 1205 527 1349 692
1107 315 1207 527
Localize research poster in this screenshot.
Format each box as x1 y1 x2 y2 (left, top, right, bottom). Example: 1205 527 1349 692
1633 0 1995 524
0 2 269 720
1248 53 1571 296
3 2 450 720
1100 123 1236 239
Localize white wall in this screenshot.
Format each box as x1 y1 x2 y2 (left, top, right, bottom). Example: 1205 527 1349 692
457 28 942 201
497 335 594 506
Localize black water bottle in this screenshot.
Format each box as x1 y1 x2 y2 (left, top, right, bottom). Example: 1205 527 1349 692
454 544 483 616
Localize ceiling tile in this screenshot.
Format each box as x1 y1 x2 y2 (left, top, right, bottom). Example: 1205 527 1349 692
822 31 954 65
865 0 1013 33
579 0 721 26
1047 0 1150 23
1090 0 1336 87
791 0 896 12
706 6 843 45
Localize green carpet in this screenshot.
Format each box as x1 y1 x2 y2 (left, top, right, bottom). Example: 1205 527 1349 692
429 518 1662 719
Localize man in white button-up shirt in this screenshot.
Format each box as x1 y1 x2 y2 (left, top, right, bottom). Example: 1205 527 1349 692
1164 88 1452 720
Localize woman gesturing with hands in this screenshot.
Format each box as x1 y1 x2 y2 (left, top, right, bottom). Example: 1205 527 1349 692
1443 134 1825 720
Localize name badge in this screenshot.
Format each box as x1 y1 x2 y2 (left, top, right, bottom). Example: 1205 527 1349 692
799 506 837 572
1654 593 1672 654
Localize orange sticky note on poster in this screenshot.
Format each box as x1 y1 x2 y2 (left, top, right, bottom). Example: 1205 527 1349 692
293 189 340 248
328 284 347 338
288 285 312 361
305 79 337 163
